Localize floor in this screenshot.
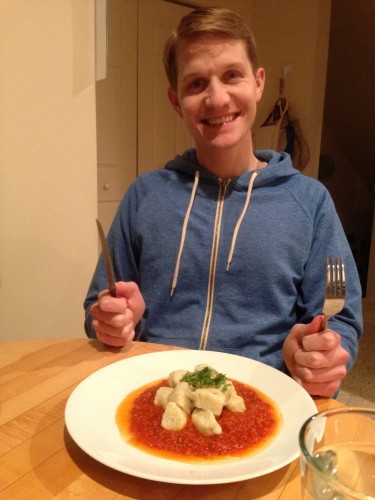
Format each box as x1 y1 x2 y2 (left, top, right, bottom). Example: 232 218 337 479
337 296 375 408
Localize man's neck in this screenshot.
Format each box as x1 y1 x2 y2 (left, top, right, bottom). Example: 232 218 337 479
196 147 265 179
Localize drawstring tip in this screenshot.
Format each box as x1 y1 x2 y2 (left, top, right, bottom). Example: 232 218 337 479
170 287 175 297
226 261 231 272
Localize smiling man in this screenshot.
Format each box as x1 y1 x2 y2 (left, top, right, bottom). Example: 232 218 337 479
167 33 265 178
84 7 362 398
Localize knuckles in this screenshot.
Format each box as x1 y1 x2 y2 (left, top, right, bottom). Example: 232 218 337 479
306 351 324 369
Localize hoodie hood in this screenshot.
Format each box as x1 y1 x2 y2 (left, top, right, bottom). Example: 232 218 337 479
164 148 301 189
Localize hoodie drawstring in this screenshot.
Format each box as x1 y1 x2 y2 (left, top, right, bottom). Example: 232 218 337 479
171 169 258 294
170 170 200 296
226 171 258 271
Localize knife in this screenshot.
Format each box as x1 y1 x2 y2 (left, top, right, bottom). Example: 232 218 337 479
96 219 117 298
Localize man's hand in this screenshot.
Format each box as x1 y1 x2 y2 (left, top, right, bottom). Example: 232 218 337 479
90 281 145 347
282 315 350 397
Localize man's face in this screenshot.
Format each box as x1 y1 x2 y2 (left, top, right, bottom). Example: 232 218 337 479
168 35 265 158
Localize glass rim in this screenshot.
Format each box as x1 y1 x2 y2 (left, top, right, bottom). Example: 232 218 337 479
299 406 375 499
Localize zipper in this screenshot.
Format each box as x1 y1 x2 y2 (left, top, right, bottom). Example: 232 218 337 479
199 179 230 350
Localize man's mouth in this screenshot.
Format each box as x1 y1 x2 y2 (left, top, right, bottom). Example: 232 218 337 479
203 113 238 125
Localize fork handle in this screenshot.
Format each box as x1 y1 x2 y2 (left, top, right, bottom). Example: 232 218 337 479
320 314 330 331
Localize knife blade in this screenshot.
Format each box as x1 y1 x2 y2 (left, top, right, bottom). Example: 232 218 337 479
96 219 117 298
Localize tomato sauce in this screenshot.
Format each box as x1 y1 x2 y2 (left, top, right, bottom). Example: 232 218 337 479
116 378 282 463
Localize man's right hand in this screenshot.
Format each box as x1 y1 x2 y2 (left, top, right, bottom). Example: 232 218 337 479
90 281 145 347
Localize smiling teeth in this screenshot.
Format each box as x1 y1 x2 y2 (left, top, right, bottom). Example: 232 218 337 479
207 114 235 125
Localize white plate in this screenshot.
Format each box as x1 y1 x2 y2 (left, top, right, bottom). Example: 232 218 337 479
65 350 317 485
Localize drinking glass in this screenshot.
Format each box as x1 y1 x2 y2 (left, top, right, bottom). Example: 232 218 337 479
299 407 375 499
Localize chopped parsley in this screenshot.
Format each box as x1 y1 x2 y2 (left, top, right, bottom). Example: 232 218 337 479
181 366 229 391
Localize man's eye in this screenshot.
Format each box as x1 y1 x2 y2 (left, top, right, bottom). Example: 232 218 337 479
226 71 241 82
189 79 204 90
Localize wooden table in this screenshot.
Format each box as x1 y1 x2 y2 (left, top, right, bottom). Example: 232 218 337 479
0 339 343 499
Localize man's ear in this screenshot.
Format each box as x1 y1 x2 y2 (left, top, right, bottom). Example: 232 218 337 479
255 67 265 102
168 88 183 118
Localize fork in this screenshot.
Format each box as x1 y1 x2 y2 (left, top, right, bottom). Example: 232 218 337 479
320 256 346 330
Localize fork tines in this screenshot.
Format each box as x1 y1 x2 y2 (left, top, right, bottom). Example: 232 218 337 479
326 256 345 297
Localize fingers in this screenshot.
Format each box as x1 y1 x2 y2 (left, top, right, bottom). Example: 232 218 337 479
116 281 146 324
293 330 350 397
283 317 350 397
90 286 139 347
293 359 347 384
92 317 135 346
298 330 350 368
294 378 343 398
97 290 126 313
95 328 135 347
301 330 340 352
282 316 325 376
91 306 133 335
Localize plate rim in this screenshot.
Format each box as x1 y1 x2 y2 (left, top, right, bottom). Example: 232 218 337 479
65 349 317 485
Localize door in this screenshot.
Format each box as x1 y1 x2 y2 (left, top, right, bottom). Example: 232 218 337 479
96 0 138 235
96 0 193 235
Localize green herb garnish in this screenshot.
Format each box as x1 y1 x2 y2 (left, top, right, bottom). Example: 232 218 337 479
181 367 229 391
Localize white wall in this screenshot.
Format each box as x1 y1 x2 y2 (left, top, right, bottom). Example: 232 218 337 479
0 1 98 342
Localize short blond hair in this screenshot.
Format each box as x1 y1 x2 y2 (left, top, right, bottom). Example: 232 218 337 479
163 6 260 90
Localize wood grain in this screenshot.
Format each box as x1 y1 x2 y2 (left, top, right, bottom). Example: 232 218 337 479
0 338 342 499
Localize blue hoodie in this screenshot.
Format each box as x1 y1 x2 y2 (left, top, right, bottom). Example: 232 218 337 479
84 149 362 372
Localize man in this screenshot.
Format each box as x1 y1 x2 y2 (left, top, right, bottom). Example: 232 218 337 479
84 7 362 397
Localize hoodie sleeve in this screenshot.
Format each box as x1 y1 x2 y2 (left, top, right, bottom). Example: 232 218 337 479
83 182 141 339
295 188 363 371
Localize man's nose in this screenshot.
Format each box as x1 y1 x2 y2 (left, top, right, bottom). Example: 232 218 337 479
205 80 230 107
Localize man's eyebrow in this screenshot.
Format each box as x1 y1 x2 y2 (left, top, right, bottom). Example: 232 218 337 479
181 71 199 79
181 62 246 81
179 71 204 84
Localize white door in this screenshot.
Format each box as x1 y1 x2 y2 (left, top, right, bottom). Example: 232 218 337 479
96 0 138 235
96 0 193 235
138 0 193 174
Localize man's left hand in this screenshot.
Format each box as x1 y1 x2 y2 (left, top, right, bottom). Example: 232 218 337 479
282 315 350 397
